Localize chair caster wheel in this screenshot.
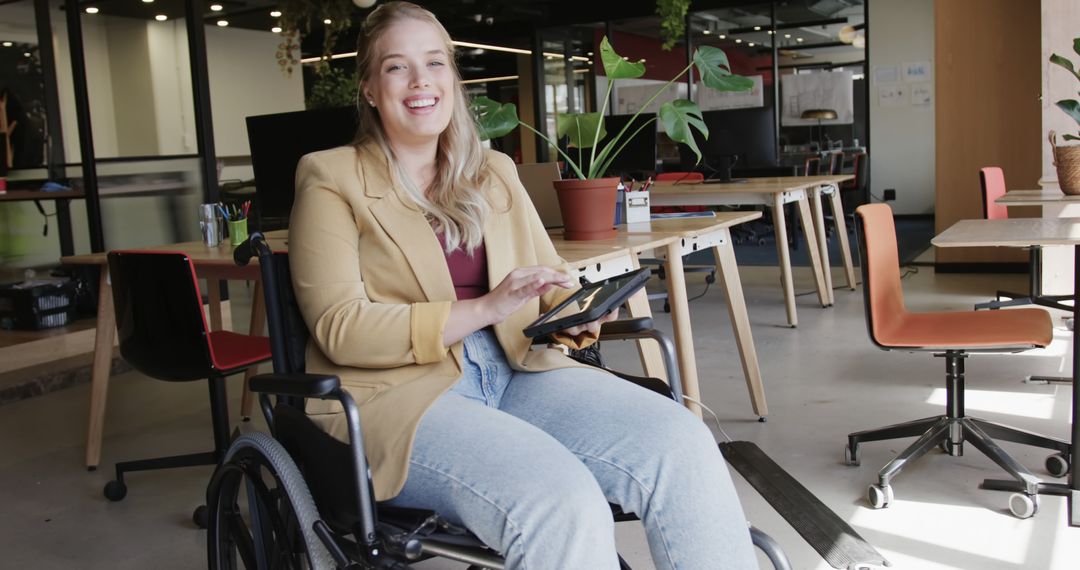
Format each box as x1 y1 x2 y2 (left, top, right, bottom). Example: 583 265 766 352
103 480 127 502
868 484 893 509
844 444 860 466
1008 493 1039 519
757 416 766 423
193 505 208 528
1046 453 1071 478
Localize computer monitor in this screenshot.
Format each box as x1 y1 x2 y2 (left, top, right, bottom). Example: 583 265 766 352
246 106 360 229
678 107 777 180
576 113 657 179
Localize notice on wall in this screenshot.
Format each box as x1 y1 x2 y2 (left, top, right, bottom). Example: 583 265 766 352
910 83 933 106
615 82 686 115
878 84 907 107
902 61 932 82
873 66 900 85
696 74 765 111
780 71 855 126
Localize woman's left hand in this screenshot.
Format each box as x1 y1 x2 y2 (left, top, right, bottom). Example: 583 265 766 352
559 308 621 337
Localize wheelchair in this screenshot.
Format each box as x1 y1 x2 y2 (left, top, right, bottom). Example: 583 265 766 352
206 232 791 569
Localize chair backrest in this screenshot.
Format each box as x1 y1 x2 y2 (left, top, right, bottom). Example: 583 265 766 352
656 172 704 183
256 251 310 376
515 162 562 228
854 204 909 349
107 251 216 381
827 151 844 175
804 156 821 176
980 167 1009 220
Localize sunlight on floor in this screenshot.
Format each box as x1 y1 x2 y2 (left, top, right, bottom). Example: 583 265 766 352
925 388 1060 420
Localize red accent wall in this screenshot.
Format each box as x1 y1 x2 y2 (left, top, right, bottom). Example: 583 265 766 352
592 30 774 86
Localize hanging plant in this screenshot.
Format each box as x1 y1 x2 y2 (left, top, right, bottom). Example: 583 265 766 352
656 0 692 51
276 0 356 75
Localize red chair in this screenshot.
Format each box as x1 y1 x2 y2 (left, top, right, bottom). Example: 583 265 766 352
846 204 1069 518
102 251 271 523
653 172 706 213
975 166 1072 312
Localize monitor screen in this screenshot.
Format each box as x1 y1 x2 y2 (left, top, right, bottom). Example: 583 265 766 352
577 113 657 178
678 106 777 171
246 106 360 228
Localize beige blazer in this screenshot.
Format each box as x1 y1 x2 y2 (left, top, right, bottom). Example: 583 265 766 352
289 142 594 501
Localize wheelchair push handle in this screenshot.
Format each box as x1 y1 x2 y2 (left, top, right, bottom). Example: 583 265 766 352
232 232 272 267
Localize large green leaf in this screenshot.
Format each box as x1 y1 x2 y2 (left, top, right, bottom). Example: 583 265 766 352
1050 53 1080 82
659 99 708 165
1074 37 1080 58
1056 99 1080 127
471 96 519 141
599 36 645 79
693 45 754 92
556 112 606 149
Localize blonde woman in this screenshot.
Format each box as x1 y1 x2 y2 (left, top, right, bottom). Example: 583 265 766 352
289 2 756 568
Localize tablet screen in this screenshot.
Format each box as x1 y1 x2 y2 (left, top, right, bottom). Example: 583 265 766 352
524 268 650 338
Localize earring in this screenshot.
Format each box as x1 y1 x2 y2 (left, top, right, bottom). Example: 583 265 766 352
367 99 376 107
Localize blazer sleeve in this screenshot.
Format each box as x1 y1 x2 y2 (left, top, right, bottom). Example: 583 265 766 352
289 152 451 368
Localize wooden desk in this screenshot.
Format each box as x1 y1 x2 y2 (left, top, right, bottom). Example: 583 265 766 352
997 189 1080 206
650 174 854 326
933 218 1080 526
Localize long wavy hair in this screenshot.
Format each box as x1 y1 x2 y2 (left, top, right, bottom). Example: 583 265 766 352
354 1 492 254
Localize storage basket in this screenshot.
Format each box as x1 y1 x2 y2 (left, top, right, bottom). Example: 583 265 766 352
1050 130 1080 195
0 279 77 330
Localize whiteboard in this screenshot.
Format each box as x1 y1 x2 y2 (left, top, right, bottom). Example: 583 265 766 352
696 74 765 111
780 71 854 126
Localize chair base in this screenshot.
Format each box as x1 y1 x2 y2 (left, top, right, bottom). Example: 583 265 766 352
975 290 1074 312
847 413 1070 498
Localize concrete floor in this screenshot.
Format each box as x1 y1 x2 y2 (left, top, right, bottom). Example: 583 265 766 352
1 258 1078 569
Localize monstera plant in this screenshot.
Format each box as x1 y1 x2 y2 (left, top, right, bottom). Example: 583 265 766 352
472 36 751 239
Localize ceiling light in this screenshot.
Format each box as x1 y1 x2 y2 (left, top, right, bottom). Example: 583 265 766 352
85 6 99 13
271 26 282 33
155 14 167 21
703 29 711 35
735 38 742 44
767 30 774 35
748 42 755 47
796 37 804 43
323 18 332 24
210 3 223 11
270 10 281 18
460 75 519 85
753 26 761 31
852 35 865 49
838 25 856 44
718 34 726 39
217 20 229 27
142 0 153 3
1 42 12 47
784 34 791 39
23 52 31 57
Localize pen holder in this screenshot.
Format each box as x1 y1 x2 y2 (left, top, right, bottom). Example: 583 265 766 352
199 203 224 247
228 218 248 247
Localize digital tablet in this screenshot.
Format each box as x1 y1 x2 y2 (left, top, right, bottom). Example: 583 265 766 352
523 268 651 338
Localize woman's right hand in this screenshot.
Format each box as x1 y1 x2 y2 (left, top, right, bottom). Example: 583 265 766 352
481 266 573 326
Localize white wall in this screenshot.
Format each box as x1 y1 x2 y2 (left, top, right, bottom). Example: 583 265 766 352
867 0 935 215
1041 0 1080 181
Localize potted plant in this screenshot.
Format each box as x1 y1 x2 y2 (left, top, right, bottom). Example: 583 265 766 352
473 36 752 239
1049 37 1080 195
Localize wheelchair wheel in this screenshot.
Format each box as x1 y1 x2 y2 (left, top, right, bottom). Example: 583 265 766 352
206 432 335 570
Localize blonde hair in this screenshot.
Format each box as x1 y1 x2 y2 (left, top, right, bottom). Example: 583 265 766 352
354 1 492 254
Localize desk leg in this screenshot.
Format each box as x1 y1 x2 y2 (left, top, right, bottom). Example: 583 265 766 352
624 258 668 384
714 232 768 418
827 189 857 290
810 189 835 305
661 242 702 418
771 195 798 327
207 280 223 332
85 268 115 470
797 195 830 307
239 281 266 420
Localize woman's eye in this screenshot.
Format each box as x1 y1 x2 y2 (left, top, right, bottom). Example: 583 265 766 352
429 60 445 67
386 64 403 72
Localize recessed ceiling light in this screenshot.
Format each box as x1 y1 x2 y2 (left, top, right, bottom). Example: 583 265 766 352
210 4 223 11
23 52 31 57
703 30 711 35
142 0 153 3
271 26 282 33
735 38 742 43
767 30 774 35
270 10 281 18
753 26 761 31
796 37 804 43
85 7 99 14
586 52 593 56
323 18 332 24
784 34 791 39
2 41 12 47
155 14 167 21
217 20 229 27
718 34 726 39
748 42 755 47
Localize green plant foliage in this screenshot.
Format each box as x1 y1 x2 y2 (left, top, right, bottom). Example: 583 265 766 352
656 0 692 51
277 0 356 75
473 35 752 180
1049 37 1080 141
306 66 358 110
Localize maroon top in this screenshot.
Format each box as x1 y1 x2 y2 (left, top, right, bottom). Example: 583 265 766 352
436 231 489 300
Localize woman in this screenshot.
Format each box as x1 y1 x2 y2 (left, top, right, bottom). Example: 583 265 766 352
289 2 757 568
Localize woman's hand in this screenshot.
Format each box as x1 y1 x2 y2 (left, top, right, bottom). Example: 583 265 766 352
481 266 574 326
559 307 621 337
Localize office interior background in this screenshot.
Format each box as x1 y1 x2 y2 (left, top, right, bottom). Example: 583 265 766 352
1 0 1079 569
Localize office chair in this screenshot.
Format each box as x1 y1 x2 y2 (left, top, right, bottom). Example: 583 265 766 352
207 233 791 569
102 251 271 524
803 156 822 176
827 151 844 175
845 204 1071 519
974 166 1073 312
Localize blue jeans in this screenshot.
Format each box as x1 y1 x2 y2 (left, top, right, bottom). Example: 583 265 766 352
385 329 756 569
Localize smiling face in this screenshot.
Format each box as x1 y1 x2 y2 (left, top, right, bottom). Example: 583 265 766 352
363 17 455 151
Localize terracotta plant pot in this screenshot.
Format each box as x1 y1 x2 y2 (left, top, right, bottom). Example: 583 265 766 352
553 177 619 240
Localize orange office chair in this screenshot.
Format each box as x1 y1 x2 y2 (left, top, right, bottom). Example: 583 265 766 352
975 166 1073 312
845 204 1070 519
102 251 272 524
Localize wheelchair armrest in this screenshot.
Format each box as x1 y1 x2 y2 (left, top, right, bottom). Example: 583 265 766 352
597 317 653 338
249 373 341 398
